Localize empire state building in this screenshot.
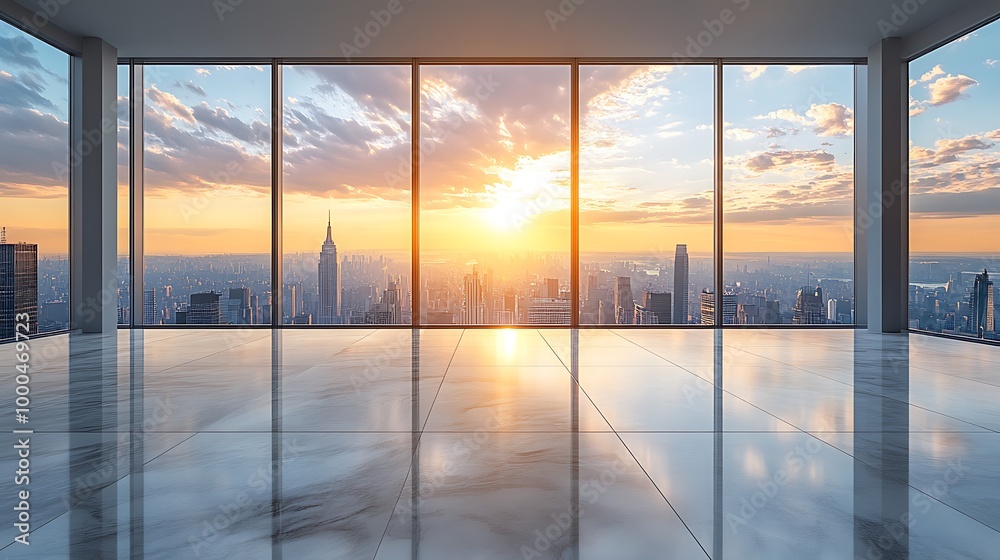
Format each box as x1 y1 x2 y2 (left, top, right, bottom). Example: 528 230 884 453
317 212 341 324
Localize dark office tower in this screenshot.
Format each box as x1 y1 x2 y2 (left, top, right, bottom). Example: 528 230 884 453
643 291 672 324
673 244 689 324
187 292 222 324
500 289 519 325
586 274 599 306
544 278 559 299
763 300 782 324
227 287 252 324
792 286 826 325
463 266 486 324
613 276 635 324
700 290 737 325
143 289 156 325
0 232 38 340
967 269 995 338
317 212 341 325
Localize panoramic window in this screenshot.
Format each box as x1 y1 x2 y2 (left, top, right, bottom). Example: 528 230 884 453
580 64 715 325
419 65 571 325
117 64 130 325
909 21 1000 340
282 65 412 325
722 64 856 325
0 22 71 340
142 65 272 325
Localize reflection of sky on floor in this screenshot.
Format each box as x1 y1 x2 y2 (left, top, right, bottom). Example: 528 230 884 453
1 328 998 559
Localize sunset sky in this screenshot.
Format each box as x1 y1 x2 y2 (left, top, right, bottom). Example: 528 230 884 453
0 26 69 255
2 19 998 258
909 20 1000 254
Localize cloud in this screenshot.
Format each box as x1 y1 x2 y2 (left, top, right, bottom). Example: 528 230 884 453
743 149 835 173
191 103 269 146
725 127 755 141
743 65 767 81
805 103 853 136
146 85 196 124
0 70 54 110
919 65 944 83
177 80 207 97
0 35 43 70
986 59 998 67
927 74 978 106
754 103 853 137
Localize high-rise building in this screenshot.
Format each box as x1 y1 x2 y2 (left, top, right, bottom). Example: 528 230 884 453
967 269 995 338
463 265 486 324
642 291 672 324
736 303 759 325
227 287 252 324
527 298 571 324
289 284 298 320
498 288 519 325
366 280 403 324
317 212 341 324
143 289 156 325
673 244 689 324
700 290 736 325
184 292 222 324
613 276 634 324
827 298 853 324
0 230 38 340
543 277 559 299
792 286 826 324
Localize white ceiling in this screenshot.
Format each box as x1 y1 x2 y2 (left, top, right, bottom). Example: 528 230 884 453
11 0 996 59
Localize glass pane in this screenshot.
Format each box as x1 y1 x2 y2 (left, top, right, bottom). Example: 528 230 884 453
722 65 855 325
580 64 715 325
117 64 130 325
909 22 1000 340
143 65 272 325
0 23 70 339
282 65 412 325
419 65 571 325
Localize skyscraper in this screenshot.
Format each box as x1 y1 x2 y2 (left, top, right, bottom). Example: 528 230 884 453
463 266 486 324
317 212 341 324
642 291 672 324
143 289 156 325
613 276 634 325
673 244 689 324
542 278 559 299
185 292 222 324
527 298 571 324
227 287 252 324
0 229 38 340
700 290 736 325
792 286 826 324
968 269 995 338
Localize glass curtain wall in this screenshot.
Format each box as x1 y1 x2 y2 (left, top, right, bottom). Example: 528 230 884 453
281 65 412 326
108 60 861 329
0 21 71 340
141 64 272 326
722 64 856 325
580 64 715 326
908 21 1000 340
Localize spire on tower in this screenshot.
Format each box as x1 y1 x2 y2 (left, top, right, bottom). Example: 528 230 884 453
325 210 333 244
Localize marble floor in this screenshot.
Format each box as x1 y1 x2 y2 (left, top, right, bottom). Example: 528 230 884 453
1 328 999 559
